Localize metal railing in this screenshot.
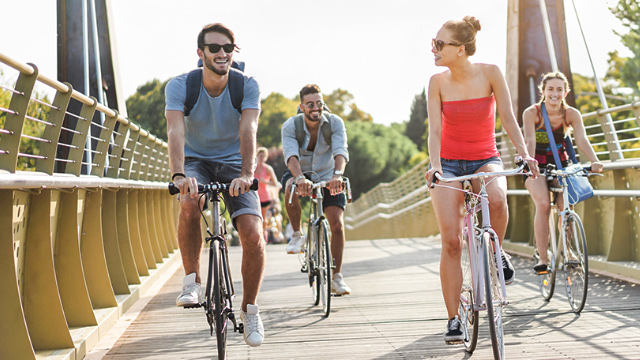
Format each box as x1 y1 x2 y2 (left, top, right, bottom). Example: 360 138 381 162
345 100 640 282
0 52 178 360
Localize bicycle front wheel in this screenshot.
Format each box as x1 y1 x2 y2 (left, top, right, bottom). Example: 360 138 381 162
318 219 332 317
483 232 505 360
307 222 321 306
563 213 588 313
460 230 478 353
212 241 228 359
538 213 557 301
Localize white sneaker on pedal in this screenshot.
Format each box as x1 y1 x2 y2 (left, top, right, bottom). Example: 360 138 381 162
331 273 351 295
240 304 264 347
176 272 201 307
286 231 305 254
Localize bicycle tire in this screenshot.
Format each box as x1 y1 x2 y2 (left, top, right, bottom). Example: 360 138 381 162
212 240 228 359
307 222 320 306
483 232 504 360
319 219 332 317
563 213 588 313
538 213 557 301
460 230 479 353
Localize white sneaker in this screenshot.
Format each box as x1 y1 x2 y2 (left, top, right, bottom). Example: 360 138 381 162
240 304 264 347
286 231 305 254
331 273 351 295
176 273 201 307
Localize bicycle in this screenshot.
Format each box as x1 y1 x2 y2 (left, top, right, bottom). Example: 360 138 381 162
535 164 599 313
288 175 352 317
431 159 530 360
168 179 258 360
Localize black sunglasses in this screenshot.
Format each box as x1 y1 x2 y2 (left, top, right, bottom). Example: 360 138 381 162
432 38 461 51
201 43 236 54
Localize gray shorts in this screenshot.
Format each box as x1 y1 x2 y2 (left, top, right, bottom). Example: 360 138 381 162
184 157 262 226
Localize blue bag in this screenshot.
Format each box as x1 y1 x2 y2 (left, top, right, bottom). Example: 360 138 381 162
541 103 594 205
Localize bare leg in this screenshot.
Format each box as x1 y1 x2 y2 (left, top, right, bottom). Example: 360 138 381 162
474 163 509 244
235 214 266 312
325 206 345 275
525 176 552 265
178 195 206 283
283 179 302 232
431 184 465 320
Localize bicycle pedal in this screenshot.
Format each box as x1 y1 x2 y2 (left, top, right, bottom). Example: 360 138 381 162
238 323 244 334
445 340 464 345
181 303 203 309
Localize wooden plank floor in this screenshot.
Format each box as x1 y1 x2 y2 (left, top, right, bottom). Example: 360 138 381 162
96 237 640 359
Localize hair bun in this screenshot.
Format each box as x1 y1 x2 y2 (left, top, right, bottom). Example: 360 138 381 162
463 16 481 32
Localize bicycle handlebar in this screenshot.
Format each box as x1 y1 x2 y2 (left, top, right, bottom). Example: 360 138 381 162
430 158 531 188
288 177 352 204
168 178 259 196
543 164 602 178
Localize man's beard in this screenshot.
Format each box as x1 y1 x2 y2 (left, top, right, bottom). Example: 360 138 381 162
205 57 229 76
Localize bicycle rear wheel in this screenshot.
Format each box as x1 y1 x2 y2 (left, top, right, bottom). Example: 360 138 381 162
563 214 588 313
483 232 505 360
319 219 332 317
460 230 478 352
212 240 228 359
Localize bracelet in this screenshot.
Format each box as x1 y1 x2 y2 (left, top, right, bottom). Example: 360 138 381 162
295 174 305 182
171 172 186 181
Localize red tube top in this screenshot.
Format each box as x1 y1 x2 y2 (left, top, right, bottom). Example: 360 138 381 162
440 95 500 160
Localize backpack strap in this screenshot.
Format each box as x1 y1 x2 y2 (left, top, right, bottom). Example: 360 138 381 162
184 69 202 116
184 61 246 116
293 113 333 148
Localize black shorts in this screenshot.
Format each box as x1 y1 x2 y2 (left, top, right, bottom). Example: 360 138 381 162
184 157 262 225
281 169 347 210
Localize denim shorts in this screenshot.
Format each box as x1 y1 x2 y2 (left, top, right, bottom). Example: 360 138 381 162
281 169 347 210
184 157 262 225
434 156 504 178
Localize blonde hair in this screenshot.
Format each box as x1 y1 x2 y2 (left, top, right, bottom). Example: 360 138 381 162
257 147 269 159
442 16 481 56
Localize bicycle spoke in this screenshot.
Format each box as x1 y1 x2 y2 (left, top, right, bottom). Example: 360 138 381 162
563 214 588 313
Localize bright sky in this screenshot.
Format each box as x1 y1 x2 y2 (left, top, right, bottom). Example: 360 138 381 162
1 0 630 125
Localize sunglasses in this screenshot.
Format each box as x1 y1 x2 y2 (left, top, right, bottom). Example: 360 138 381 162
201 43 236 54
432 38 461 51
305 101 325 110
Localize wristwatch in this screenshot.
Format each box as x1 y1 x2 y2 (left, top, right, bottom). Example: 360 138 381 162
333 170 343 176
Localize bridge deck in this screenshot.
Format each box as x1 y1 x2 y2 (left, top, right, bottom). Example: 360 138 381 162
89 237 640 359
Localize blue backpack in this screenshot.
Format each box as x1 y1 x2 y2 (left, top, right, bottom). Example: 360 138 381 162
184 60 245 116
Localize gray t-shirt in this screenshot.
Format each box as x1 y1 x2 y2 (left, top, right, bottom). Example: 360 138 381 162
165 71 261 164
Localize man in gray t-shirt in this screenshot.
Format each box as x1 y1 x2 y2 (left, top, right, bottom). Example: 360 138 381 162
164 23 265 347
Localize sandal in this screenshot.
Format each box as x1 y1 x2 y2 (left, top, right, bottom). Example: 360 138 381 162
533 263 550 275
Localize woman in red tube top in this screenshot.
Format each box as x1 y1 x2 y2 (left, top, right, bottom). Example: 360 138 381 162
423 16 540 344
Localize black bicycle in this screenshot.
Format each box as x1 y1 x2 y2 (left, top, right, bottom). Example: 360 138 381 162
289 175 352 317
168 179 258 359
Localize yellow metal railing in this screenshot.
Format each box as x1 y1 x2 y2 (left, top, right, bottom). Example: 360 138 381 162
346 101 640 281
0 52 178 360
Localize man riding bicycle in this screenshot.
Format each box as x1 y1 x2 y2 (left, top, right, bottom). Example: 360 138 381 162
164 23 265 347
281 84 352 295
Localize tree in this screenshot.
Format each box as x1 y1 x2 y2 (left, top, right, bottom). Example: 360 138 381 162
405 88 428 151
344 121 418 198
323 88 372 122
607 0 640 96
258 92 298 149
126 78 169 141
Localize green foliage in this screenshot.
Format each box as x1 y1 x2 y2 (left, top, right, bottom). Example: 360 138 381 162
323 89 373 122
258 92 298 149
406 88 428 151
608 0 640 96
126 78 169 141
344 121 418 198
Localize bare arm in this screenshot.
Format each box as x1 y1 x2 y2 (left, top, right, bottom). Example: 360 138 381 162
488 65 539 176
566 107 603 172
328 154 347 196
166 109 197 197
522 107 538 158
231 108 260 196
425 75 443 183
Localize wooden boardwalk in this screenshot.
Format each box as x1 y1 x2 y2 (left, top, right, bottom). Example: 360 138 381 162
89 237 640 360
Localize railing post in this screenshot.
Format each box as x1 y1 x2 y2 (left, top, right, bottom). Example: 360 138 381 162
596 111 623 161
91 110 118 177
0 63 38 172
35 82 73 174
64 98 98 175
